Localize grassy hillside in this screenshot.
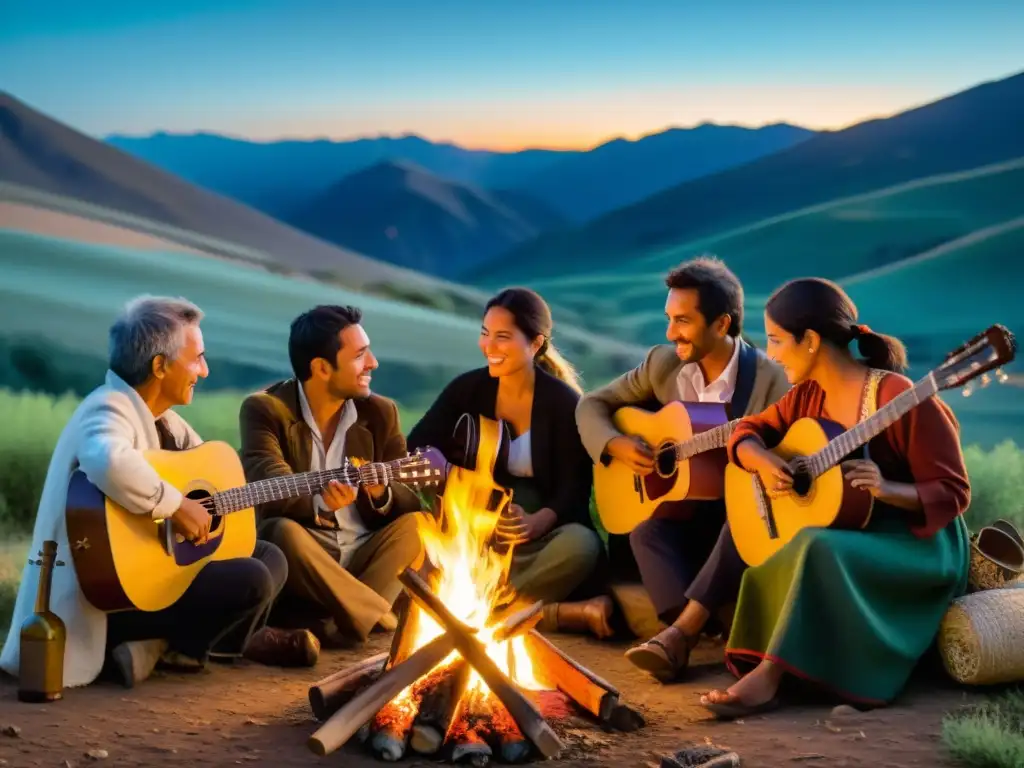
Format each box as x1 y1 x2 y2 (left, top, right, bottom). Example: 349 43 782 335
523 158 1024 340
470 70 1024 285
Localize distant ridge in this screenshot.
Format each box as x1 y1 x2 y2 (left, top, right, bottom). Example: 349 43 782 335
470 69 1024 284
284 160 569 277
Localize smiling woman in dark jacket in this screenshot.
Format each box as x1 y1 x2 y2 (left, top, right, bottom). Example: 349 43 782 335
406 287 611 639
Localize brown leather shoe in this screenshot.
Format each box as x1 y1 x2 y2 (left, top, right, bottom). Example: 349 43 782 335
243 627 320 667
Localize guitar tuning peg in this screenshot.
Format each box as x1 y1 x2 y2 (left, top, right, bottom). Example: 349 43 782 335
996 368 1009 384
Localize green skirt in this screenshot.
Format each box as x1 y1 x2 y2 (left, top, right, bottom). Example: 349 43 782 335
725 509 970 704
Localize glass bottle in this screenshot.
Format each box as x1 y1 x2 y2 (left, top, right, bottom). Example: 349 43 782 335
18 540 66 703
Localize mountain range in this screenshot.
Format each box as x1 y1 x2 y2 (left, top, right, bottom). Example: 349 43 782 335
284 160 569 277
0 91 455 292
107 122 814 224
471 70 1024 286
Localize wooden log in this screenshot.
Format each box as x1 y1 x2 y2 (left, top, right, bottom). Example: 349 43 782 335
386 566 440 670
491 600 543 643
308 651 389 721
399 568 564 760
409 659 471 755
452 740 492 766
370 700 416 762
523 630 619 721
307 632 456 757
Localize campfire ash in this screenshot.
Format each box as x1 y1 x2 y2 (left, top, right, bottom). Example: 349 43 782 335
305 427 643 763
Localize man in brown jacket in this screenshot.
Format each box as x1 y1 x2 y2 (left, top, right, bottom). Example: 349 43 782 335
576 256 789 681
239 305 428 647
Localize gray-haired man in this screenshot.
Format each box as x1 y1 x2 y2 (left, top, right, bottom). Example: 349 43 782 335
0 295 318 689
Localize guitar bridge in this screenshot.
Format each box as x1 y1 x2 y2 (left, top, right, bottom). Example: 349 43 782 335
752 475 779 540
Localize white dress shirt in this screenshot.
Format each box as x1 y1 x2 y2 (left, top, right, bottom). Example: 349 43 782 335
676 338 741 404
297 384 391 566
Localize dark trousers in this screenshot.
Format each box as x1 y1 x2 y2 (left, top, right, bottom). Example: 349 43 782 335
106 540 288 660
629 501 746 625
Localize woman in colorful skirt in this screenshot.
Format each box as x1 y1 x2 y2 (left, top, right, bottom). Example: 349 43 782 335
703 277 971 719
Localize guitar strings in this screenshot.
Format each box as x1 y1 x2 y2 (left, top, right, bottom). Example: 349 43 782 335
196 456 435 514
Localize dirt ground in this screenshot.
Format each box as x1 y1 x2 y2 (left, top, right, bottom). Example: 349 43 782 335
0 634 971 768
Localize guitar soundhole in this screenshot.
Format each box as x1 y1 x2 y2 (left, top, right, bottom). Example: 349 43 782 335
791 468 813 498
185 489 223 534
655 444 676 477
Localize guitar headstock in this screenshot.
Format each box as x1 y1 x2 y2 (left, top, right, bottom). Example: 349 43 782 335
393 447 446 487
935 324 1017 395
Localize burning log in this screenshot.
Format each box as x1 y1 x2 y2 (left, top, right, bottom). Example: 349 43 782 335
491 600 543 642
447 689 495 767
523 630 619 722
370 697 418 761
307 632 457 757
409 659 471 755
399 568 564 760
307 651 388 721
387 566 442 671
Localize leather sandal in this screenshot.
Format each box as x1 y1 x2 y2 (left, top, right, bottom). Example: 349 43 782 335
624 626 695 681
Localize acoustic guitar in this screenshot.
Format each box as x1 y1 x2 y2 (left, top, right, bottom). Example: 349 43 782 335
725 324 1017 567
593 401 741 534
66 440 445 613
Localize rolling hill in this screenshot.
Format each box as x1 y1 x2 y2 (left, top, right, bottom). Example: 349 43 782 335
284 160 568 277
107 123 816 225
524 157 1024 347
470 69 1024 286
0 91 460 292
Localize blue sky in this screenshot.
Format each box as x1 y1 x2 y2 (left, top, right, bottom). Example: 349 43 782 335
2 0 1022 149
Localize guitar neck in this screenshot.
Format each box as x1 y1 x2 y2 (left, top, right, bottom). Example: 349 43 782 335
210 461 400 516
676 418 743 461
806 373 938 477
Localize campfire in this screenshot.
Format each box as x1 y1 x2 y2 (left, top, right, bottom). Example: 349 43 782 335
304 419 640 764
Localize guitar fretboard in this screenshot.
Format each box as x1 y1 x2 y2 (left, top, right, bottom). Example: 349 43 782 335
805 374 937 478
673 418 742 461
203 462 408 516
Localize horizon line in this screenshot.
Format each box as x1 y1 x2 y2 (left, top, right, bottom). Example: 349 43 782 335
100 116 844 153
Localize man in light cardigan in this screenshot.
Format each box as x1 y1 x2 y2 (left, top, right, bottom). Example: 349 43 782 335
0 296 318 689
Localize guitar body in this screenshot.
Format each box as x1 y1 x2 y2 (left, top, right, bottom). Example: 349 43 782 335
725 417 874 568
66 441 257 613
594 401 730 535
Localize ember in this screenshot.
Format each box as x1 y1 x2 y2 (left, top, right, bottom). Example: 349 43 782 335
305 416 642 763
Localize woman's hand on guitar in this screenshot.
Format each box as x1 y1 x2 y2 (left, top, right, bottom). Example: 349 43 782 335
842 459 886 496
738 440 794 498
171 497 212 544
606 435 656 475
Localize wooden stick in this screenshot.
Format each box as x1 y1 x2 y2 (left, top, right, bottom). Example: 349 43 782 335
307 652 389 721
409 659 470 755
370 699 416 762
399 568 564 760
307 632 456 757
386 566 440 671
523 630 619 721
491 600 543 643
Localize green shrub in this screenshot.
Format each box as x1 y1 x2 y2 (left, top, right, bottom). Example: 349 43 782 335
942 689 1024 768
963 440 1024 532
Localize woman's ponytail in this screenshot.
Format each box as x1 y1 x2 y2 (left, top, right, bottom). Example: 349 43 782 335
536 341 583 394
853 324 908 373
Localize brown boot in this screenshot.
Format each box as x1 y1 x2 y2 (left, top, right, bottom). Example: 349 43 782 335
111 639 168 688
243 627 320 667
539 596 615 639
